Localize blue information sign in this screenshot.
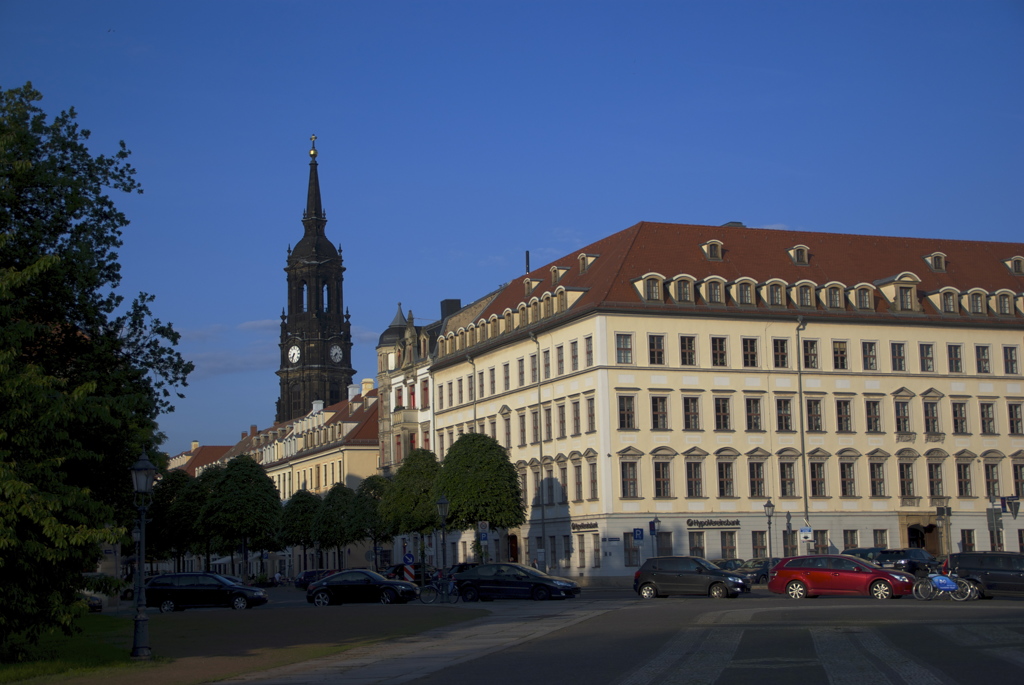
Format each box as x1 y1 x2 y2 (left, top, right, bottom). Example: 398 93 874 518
633 528 644 541
403 552 414 564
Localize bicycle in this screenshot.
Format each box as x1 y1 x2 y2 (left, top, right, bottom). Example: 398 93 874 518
418 575 460 604
912 573 975 601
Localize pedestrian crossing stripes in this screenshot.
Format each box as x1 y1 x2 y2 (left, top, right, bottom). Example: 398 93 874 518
614 623 1024 685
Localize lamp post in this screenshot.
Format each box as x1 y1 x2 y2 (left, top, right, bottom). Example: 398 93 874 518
763 499 776 560
130 454 158 660
437 495 449 601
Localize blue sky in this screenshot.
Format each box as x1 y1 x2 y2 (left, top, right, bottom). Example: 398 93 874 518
3 1 1023 456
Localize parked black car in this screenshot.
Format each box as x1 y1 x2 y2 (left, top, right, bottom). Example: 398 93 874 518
382 563 437 584
734 557 782 585
841 547 885 563
873 548 939 577
943 551 1024 598
293 569 336 590
454 563 581 601
710 558 746 571
633 556 750 599
306 570 419 605
145 572 268 612
446 562 479 576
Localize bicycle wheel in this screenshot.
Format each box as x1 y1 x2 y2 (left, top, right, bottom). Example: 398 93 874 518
912 578 936 601
951 578 974 602
419 585 438 604
446 584 460 603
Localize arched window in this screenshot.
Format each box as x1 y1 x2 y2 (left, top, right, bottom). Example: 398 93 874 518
531 301 540 322
676 280 692 302
708 244 720 259
857 288 871 309
970 293 984 314
828 287 841 308
1014 258 1023 274
708 281 722 303
942 292 956 313
769 284 783 306
300 282 308 313
558 290 567 312
505 312 513 332
799 286 812 307
645 278 661 301
322 284 329 312
543 297 553 318
795 248 807 264
998 294 1012 315
932 255 944 271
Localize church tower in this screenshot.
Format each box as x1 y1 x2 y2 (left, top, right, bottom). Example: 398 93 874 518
276 136 354 422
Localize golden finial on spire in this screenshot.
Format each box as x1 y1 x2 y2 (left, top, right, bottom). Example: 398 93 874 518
309 134 318 159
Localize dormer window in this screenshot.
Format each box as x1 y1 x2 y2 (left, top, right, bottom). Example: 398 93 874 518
898 286 915 311
708 244 720 259
926 253 947 272
970 293 984 315
542 296 553 318
799 285 813 307
768 283 783 306
856 288 871 309
942 292 957 313
557 290 567 312
676 279 693 303
789 245 810 266
707 281 723 303
827 287 842 309
1013 258 1023 274
645 277 661 301
504 311 513 332
703 241 723 261
738 282 753 305
998 294 1012 315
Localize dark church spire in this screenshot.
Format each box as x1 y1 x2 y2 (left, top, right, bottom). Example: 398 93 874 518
303 134 325 222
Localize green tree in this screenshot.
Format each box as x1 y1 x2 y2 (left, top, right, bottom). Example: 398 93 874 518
313 484 357 569
435 433 525 537
381 449 442 536
0 83 191 661
148 469 194 570
353 475 397 571
201 456 281 578
175 465 223 571
279 488 322 570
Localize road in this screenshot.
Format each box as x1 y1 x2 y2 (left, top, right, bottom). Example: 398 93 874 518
222 587 1024 685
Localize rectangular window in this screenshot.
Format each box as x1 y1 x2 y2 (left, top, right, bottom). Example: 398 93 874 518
780 462 796 497
592 533 601 568
952 402 968 434
649 335 665 365
1015 463 1024 497
518 413 527 446
803 339 818 370
718 461 735 497
721 531 737 559
571 401 581 435
773 339 789 368
448 382 454 406
543 350 550 379
866 400 882 432
1005 347 1020 375
923 401 940 434
894 400 911 433
654 462 671 498
752 531 767 558
683 396 701 430
957 462 972 497
810 462 826 497
776 398 793 431
862 341 878 371
783 530 798 557
585 336 593 367
977 345 991 374
985 463 1000 498
836 399 852 432
530 354 538 383
621 462 638 498
840 462 856 496
503 363 510 391
833 341 848 370
873 529 889 548
570 341 579 371
489 368 496 395
573 464 583 501
556 346 564 375
749 461 765 498
544 407 553 440
517 359 525 387
891 342 906 372
711 337 728 367
928 463 943 496
531 410 540 444
742 338 758 367
745 397 762 431
622 533 639 567
688 531 705 558
679 336 697 366
948 344 963 373
1010 403 1023 435
557 404 566 438
899 463 915 497
843 530 859 550
686 462 703 497
960 529 975 553
586 397 596 432
920 343 935 372
899 286 915 310
618 396 635 430
812 530 829 555
479 371 485 398
589 461 598 499
457 379 464 404
651 396 669 430
806 398 823 431
504 416 511 448
714 396 731 430
616 334 633 364
980 402 996 434
870 462 886 497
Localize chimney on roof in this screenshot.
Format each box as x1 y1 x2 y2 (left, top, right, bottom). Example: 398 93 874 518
250 424 257 437
312 400 324 413
721 221 746 227
440 299 461 319
191 440 199 453
361 378 374 397
241 431 247 440
348 383 359 401
526 250 530 274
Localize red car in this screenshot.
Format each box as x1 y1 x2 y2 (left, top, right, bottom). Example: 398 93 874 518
768 554 914 599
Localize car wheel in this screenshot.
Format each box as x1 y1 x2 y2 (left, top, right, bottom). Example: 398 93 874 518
461 585 479 602
638 583 658 600
532 585 551 601
708 583 729 599
159 599 176 613
231 595 248 610
785 581 808 599
758 574 767 584
313 591 332 607
870 580 893 600
380 588 396 604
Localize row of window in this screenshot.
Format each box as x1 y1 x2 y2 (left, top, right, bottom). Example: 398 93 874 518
611 459 1024 501
615 394 1024 436
616 333 1021 376
436 290 571 357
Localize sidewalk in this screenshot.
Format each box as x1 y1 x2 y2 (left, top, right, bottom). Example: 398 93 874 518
220 596 634 685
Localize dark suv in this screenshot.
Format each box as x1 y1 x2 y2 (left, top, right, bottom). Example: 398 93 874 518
633 556 749 599
943 551 1024 598
873 548 939 577
145 572 268 612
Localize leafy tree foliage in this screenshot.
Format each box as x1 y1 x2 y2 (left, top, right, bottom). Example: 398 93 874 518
313 484 357 566
381 449 442 536
147 469 194 569
201 456 281 575
279 489 322 550
435 433 525 532
353 475 397 571
0 83 191 661
175 465 223 570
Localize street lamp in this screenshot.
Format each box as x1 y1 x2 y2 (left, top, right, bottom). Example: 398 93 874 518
763 499 776 560
130 454 158 660
437 495 449 601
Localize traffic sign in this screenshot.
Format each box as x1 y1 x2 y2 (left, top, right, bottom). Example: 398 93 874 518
1002 496 1020 520
633 528 644 541
403 552 414 564
799 526 813 542
481 532 489 542
478 521 490 533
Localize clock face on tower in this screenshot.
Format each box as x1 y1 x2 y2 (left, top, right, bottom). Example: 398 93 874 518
330 344 343 363
288 345 300 364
